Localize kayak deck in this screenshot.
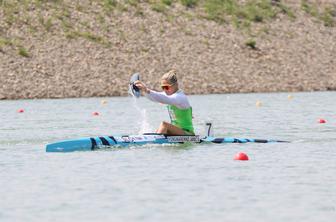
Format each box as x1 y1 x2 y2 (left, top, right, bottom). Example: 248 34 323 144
46 134 288 152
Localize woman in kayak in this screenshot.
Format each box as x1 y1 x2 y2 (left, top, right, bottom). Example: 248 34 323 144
135 70 195 136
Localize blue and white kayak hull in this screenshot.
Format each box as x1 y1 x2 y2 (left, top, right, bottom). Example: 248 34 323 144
46 134 288 152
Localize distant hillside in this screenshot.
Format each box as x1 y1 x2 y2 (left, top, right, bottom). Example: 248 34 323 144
1 0 336 99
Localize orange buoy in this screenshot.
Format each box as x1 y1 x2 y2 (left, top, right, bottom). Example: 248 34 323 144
234 152 249 161
318 119 326 124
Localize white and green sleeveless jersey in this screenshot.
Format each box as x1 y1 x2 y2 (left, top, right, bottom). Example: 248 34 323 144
145 90 194 134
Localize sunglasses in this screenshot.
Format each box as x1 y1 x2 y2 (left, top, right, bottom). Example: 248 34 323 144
161 85 171 90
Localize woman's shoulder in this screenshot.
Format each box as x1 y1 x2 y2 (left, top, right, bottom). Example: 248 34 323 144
174 90 191 107
175 89 187 95
172 90 187 98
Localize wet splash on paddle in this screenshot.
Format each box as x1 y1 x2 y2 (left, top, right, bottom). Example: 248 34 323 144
131 97 154 134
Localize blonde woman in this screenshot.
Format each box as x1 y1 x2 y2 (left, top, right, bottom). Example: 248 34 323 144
135 70 195 136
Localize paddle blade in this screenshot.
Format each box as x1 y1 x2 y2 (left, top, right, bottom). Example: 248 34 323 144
129 73 140 98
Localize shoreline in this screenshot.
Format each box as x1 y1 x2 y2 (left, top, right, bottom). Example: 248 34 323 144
2 90 334 102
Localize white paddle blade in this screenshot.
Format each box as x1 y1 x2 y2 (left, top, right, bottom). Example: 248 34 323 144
129 73 140 98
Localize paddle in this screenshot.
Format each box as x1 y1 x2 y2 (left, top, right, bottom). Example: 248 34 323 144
129 73 140 98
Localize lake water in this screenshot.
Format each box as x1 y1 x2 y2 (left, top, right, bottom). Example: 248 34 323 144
0 92 335 222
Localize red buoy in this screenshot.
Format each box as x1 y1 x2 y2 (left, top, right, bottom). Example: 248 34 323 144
234 152 249 161
92 112 99 116
17 109 24 113
318 119 326 124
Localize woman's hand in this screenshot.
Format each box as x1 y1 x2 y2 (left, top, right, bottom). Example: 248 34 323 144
134 80 150 94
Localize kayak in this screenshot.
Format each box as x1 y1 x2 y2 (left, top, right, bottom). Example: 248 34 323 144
46 133 288 152
46 74 289 153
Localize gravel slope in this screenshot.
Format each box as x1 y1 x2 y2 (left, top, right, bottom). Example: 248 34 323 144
0 1 335 99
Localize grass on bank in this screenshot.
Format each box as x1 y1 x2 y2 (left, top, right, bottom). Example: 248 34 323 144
1 1 335 27
204 0 277 23
245 39 257 49
149 0 297 26
0 37 13 48
181 0 198 8
18 46 30 57
65 31 111 46
301 0 336 27
151 2 167 13
0 37 30 57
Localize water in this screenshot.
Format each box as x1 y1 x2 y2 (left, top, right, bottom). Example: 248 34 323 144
0 92 335 222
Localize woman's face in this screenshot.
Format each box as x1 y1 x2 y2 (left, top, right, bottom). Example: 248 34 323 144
161 79 177 95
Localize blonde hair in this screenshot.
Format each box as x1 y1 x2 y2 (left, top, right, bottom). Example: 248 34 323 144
161 70 178 85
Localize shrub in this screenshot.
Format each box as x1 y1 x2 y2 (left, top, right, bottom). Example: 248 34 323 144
320 8 335 27
162 0 173 6
18 46 29 57
181 0 198 8
245 39 256 49
152 3 167 13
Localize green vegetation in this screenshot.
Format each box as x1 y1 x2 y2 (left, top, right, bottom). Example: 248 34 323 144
151 2 167 13
245 39 257 49
203 0 299 26
102 0 118 12
180 0 198 8
65 31 111 46
301 0 319 17
39 16 53 32
0 37 13 49
162 0 173 6
18 46 30 57
301 0 335 27
277 2 296 20
2 0 334 32
0 37 30 57
320 7 336 27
